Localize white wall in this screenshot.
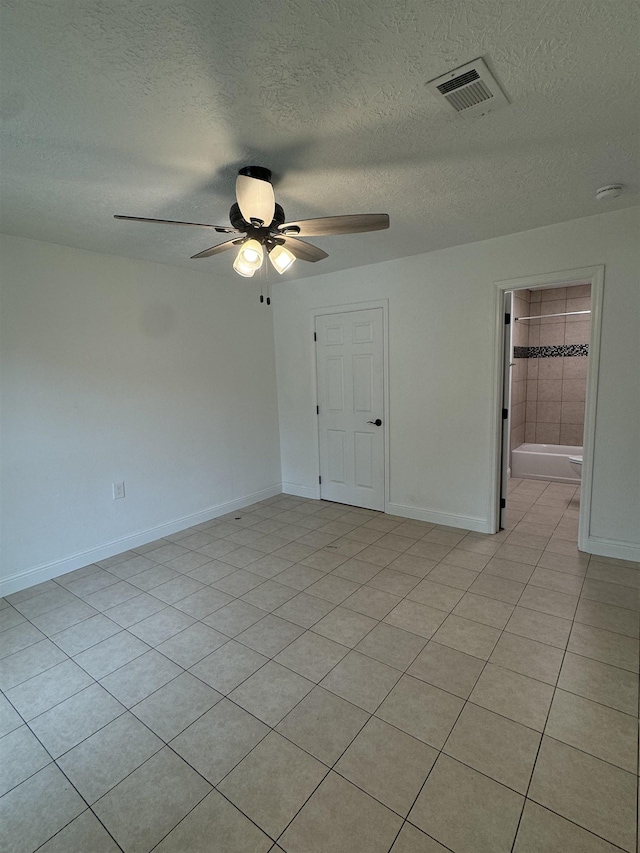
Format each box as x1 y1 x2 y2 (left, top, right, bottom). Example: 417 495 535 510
1 235 282 593
273 207 640 557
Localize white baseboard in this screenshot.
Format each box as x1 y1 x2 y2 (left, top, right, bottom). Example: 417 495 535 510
387 502 491 534
1 484 283 597
282 482 321 500
583 535 640 563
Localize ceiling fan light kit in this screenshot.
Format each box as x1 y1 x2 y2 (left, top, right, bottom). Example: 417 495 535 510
268 243 296 274
115 166 389 300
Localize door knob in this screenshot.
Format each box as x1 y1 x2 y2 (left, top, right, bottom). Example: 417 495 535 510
367 419 382 426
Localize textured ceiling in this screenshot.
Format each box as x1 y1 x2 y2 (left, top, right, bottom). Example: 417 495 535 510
1 0 638 283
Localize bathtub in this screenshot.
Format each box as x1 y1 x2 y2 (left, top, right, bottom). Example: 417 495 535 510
511 443 582 484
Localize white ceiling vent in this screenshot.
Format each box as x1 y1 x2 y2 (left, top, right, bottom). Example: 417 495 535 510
426 57 509 118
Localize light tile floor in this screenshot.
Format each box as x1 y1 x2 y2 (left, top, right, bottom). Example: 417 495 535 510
1 480 638 852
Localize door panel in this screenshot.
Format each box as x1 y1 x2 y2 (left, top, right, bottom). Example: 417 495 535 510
353 355 373 411
316 308 384 510
326 357 345 411
327 430 347 484
354 431 374 488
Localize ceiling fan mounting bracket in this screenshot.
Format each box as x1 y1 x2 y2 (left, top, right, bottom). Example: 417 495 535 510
238 165 272 183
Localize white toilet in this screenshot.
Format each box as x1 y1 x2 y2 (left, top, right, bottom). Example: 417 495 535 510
569 456 583 479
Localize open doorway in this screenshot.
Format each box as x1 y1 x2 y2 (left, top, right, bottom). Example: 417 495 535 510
493 267 604 552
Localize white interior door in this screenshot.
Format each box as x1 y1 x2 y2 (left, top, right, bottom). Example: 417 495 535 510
315 308 385 510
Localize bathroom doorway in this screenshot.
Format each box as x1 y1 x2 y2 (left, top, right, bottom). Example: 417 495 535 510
492 267 604 552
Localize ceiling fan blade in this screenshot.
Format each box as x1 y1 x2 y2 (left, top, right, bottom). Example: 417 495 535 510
191 238 244 259
279 213 389 237
236 174 275 225
279 235 329 263
114 215 238 233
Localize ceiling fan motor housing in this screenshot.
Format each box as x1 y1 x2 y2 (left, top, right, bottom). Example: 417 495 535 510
229 202 285 231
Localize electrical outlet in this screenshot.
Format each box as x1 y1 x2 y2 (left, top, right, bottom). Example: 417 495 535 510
112 481 125 500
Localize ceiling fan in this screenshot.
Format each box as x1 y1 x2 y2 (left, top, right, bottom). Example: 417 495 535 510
115 166 389 284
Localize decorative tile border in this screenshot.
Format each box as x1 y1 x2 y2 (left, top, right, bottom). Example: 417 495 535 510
514 344 589 359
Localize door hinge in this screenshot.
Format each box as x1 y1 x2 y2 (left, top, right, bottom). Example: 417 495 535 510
502 408 509 419
504 312 511 325
318 475 322 485
313 331 317 341
500 498 506 509
316 405 319 415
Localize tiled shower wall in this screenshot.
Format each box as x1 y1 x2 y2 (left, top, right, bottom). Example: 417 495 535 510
510 283 590 457
524 283 590 445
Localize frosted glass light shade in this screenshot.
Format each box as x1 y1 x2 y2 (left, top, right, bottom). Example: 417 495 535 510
239 239 264 268
269 244 296 274
233 254 256 277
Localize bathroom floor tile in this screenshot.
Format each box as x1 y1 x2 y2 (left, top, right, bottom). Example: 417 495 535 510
155 622 228 667
312 606 378 647
383 599 447 639
131 671 221 741
568 622 639 672
229 660 314 726
36 810 122 853
57 712 163 802
275 630 349 682
443 702 541 793
544 688 637 771
154 789 272 852
5 658 93 720
557 651 638 714
202 599 267 636
489 631 564 684
513 800 623 853
236 614 304 657
0 764 86 853
0 725 52 796
272 592 336 628
355 622 427 671
170 698 268 785
92 747 211 853
276 685 369 765
407 641 485 698
504 606 572 648
218 731 327 838
469 663 554 731
335 716 437 815
409 754 523 853
432 614 501 659
320 651 401 712
279 771 402 853
405 577 465 612
190 640 268 693
528 736 637 851
29 683 125 758
100 648 182 708
376 674 464 748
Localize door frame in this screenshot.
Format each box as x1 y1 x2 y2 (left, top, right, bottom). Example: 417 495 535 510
491 265 604 552
310 300 390 511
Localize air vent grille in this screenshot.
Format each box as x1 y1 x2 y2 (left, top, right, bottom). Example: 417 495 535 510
437 69 480 94
426 57 508 119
